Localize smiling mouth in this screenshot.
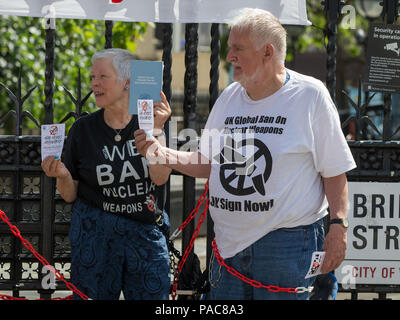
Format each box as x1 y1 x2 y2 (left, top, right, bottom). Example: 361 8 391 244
94 92 104 97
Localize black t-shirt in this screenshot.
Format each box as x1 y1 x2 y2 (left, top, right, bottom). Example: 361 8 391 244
63 109 165 224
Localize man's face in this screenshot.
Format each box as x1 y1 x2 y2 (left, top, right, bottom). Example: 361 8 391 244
226 28 265 88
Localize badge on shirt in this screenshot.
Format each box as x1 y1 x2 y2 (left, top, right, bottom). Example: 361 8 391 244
305 251 326 279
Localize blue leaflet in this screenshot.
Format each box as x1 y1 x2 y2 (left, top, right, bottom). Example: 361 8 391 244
129 60 163 114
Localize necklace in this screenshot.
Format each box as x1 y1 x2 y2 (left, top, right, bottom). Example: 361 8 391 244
114 129 123 142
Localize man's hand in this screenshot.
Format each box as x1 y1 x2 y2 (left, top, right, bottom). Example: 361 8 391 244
134 129 165 164
320 173 349 274
321 224 347 273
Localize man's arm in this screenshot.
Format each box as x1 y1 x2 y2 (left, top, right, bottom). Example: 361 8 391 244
134 129 211 179
148 132 172 185
320 173 348 273
162 148 211 178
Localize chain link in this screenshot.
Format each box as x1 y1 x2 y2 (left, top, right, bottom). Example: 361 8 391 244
169 180 314 297
171 195 209 300
295 286 314 294
0 293 74 301
170 180 209 241
211 239 314 294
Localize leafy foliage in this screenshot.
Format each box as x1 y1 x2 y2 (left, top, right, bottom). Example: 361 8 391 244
0 16 148 133
293 0 370 59
219 0 372 69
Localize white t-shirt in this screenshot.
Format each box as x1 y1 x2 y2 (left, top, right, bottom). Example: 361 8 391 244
199 69 356 259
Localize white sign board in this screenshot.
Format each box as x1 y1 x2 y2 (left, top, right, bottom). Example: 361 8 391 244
0 0 311 25
336 182 400 287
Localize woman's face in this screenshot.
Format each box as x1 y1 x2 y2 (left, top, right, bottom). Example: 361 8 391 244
91 57 126 108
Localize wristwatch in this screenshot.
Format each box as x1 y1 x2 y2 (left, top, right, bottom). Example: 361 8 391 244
330 218 349 228
153 129 165 137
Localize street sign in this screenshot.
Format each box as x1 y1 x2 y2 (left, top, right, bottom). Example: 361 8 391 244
336 182 400 287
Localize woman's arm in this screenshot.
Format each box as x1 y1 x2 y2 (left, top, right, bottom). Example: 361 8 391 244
56 175 79 203
42 156 78 203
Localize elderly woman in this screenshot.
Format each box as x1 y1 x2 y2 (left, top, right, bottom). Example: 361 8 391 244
41 48 172 300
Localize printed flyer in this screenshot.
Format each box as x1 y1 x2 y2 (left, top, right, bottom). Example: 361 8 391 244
41 124 65 161
129 60 163 114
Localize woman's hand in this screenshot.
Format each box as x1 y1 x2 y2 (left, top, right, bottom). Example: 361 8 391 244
41 156 70 179
41 156 78 203
153 91 171 130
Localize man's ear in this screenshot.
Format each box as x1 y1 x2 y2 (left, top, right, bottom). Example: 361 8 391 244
263 43 275 62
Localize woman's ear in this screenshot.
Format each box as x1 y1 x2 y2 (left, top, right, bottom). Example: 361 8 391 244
124 79 130 90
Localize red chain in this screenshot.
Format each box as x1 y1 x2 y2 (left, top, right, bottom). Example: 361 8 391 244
170 180 209 300
173 179 209 236
0 293 74 301
0 209 90 300
169 179 311 296
0 178 308 300
211 239 308 294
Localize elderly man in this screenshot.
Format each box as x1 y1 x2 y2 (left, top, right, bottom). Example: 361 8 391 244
134 8 356 300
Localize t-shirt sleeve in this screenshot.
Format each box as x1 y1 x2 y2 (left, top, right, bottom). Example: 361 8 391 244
62 121 79 181
311 85 357 178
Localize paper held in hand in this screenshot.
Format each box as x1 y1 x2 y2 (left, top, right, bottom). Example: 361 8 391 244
128 60 163 115
138 99 154 138
41 124 65 161
305 251 326 279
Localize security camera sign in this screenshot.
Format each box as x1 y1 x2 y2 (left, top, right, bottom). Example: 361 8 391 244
384 42 400 56
363 23 400 93
336 182 400 287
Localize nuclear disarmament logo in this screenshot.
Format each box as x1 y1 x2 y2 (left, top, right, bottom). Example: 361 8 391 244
215 136 272 196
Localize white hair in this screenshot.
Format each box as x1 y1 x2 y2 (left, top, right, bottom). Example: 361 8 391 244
91 48 136 81
229 8 287 64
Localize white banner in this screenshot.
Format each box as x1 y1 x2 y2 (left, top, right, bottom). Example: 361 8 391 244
0 0 310 25
336 182 400 286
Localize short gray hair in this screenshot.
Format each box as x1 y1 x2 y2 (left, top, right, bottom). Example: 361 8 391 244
229 8 287 64
91 48 136 81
